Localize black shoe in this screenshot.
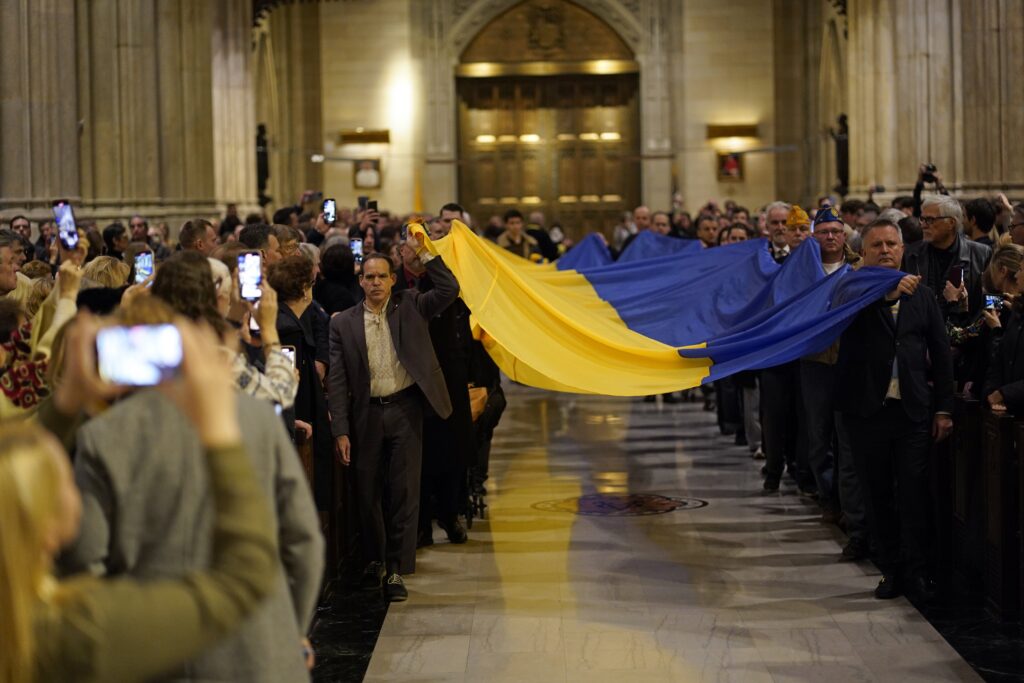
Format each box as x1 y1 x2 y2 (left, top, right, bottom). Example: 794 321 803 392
905 575 935 604
840 537 868 561
663 392 680 404
763 476 780 492
874 574 901 599
438 517 468 544
643 395 656 403
385 573 408 602
359 561 385 591
417 527 434 549
734 433 748 446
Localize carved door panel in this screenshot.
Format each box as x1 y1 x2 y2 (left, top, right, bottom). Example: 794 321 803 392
457 74 639 241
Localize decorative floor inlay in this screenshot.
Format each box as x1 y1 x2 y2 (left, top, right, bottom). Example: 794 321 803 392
533 493 708 516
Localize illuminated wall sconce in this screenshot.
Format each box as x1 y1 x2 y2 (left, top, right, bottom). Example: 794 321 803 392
519 134 541 143
706 124 759 140
337 128 391 145
476 134 497 143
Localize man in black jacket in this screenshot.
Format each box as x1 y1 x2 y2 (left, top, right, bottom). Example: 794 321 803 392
901 195 990 391
836 219 954 603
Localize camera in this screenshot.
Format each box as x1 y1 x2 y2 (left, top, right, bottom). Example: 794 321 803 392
922 163 937 183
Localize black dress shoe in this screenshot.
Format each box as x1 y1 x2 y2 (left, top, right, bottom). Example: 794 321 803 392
643 395 656 403
874 574 901 599
438 517 468 544
662 392 680 404
840 537 868 561
359 561 385 591
385 573 408 602
763 476 780 492
417 528 434 549
905 575 935 604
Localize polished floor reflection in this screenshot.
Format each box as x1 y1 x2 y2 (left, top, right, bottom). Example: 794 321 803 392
357 384 981 682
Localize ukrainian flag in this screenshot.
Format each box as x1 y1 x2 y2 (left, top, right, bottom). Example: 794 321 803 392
418 221 904 396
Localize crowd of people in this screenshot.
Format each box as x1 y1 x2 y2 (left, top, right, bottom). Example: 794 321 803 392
3 160 1024 678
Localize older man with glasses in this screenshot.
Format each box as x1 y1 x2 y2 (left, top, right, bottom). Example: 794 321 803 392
902 195 991 391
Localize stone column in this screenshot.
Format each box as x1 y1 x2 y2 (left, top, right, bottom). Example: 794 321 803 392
416 0 459 216
637 0 674 208
75 0 218 224
0 0 80 213
254 2 322 214
212 0 258 213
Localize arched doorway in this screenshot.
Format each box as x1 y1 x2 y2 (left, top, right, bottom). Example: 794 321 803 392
455 0 641 238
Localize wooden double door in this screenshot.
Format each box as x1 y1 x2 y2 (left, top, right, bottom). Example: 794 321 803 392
456 74 640 239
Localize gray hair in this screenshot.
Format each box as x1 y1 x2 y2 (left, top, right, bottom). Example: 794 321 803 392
923 195 964 230
0 229 15 249
878 208 906 225
298 242 320 266
764 200 791 216
862 219 904 245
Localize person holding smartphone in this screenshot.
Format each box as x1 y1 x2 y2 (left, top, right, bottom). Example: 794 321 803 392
902 195 992 390
3 315 280 682
61 255 324 682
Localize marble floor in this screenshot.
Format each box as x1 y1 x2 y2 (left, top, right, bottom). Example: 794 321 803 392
347 384 984 683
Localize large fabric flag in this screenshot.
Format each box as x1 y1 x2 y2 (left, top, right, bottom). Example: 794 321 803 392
418 221 904 396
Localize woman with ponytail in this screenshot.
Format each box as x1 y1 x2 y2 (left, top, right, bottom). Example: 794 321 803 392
0 315 277 682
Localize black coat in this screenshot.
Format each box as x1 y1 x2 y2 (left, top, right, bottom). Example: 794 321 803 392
902 236 991 325
985 308 1024 413
835 284 954 421
314 278 361 316
276 302 333 507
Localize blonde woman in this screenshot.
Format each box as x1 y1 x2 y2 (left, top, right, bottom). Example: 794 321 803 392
81 255 130 289
0 315 277 682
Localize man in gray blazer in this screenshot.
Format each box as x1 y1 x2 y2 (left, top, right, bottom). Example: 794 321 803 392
327 233 458 601
60 390 324 682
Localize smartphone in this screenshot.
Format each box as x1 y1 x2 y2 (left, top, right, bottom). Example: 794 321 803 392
986 294 1003 310
350 238 364 264
400 222 410 241
947 264 964 288
134 252 154 284
358 196 369 211
280 345 297 368
323 198 337 225
52 200 79 250
238 251 262 301
96 324 183 386
367 200 378 213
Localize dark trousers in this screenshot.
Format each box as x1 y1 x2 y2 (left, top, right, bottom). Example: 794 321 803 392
419 417 463 529
761 362 810 484
799 360 837 506
352 393 423 575
845 402 931 577
834 412 868 541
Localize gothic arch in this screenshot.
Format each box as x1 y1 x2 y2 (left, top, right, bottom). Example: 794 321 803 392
448 0 643 64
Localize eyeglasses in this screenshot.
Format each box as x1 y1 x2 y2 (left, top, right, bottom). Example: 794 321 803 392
815 229 844 237
919 216 952 226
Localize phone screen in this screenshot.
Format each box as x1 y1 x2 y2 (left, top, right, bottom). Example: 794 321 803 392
134 252 154 284
96 324 183 386
238 252 262 300
948 265 964 288
280 345 296 367
350 238 364 263
323 198 337 224
367 200 378 213
53 201 79 250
